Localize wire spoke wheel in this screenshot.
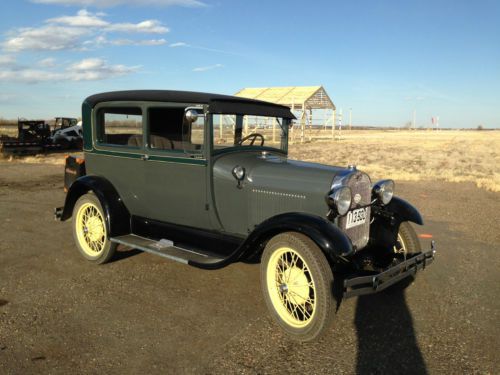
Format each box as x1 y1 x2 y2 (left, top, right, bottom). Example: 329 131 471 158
76 202 106 256
393 233 407 260
261 232 335 341
72 194 116 264
385 222 423 292
267 247 316 328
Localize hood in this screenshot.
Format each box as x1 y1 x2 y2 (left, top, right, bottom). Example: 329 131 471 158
213 150 352 201
212 150 359 235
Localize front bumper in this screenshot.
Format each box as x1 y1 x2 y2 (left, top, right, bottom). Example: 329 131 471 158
343 241 436 298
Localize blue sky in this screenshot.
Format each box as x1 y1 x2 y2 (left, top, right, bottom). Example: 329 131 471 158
0 0 498 128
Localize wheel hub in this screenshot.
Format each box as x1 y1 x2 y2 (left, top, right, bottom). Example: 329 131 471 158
85 216 104 242
279 283 288 293
285 266 310 304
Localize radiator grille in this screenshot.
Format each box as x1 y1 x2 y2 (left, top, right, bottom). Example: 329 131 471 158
337 171 371 251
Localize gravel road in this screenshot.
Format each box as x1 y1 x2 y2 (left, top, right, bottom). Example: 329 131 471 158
0 161 498 374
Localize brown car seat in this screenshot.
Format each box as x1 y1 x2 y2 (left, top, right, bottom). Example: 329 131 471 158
127 134 142 147
150 134 174 150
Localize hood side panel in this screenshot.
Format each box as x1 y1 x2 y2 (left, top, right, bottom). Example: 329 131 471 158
212 151 347 235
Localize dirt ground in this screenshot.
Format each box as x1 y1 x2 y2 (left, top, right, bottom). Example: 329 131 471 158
0 160 499 374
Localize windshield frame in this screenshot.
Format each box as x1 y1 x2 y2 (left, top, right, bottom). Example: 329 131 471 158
209 113 290 156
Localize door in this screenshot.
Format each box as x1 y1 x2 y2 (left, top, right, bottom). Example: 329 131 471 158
140 103 213 229
88 103 146 216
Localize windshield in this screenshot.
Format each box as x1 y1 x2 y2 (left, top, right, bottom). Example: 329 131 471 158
211 114 289 154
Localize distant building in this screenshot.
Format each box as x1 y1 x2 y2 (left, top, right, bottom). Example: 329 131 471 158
235 86 336 142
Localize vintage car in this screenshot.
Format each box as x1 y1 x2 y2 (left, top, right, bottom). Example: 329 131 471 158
56 90 435 341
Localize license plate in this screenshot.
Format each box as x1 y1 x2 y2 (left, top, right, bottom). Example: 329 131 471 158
346 207 368 229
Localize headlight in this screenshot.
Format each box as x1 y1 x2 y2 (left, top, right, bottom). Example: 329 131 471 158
373 179 395 205
326 186 352 216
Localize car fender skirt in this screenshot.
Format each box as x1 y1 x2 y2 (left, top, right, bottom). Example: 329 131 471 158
386 196 424 225
61 175 130 237
243 212 354 261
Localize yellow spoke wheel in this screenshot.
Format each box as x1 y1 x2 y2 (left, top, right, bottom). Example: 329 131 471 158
76 202 106 256
72 194 117 264
267 247 316 328
261 232 335 341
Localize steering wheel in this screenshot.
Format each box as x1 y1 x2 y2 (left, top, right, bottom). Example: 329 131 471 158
238 133 264 146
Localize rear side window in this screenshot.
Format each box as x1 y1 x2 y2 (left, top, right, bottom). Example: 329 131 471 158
96 107 143 147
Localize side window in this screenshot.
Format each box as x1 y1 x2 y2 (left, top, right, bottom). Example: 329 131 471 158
148 106 204 153
96 107 143 147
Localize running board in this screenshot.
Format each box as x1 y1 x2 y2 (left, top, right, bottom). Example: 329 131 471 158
110 234 224 266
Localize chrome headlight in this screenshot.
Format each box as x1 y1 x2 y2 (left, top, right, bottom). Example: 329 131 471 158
373 179 395 205
326 186 352 216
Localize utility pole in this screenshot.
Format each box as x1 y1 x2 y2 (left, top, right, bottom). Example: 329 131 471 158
337 108 343 140
349 108 352 130
412 109 416 129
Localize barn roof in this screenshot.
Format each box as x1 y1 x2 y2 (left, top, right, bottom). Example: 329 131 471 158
234 86 335 110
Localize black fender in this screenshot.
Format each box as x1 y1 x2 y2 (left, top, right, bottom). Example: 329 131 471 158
386 196 423 225
369 196 423 251
241 212 354 263
60 175 130 237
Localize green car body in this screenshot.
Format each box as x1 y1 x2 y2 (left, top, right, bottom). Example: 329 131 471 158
57 90 436 341
58 89 435 299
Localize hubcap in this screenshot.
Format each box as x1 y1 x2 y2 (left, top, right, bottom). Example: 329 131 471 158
267 247 316 328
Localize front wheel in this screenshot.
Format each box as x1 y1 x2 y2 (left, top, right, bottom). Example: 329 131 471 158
72 193 117 264
387 221 422 292
261 232 335 341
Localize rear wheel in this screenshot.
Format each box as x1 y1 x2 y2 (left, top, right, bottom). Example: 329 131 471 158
72 194 116 264
261 232 335 341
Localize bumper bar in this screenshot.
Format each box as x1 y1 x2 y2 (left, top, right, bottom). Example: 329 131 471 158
343 241 436 298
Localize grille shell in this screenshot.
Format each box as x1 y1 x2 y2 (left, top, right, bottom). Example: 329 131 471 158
337 171 371 251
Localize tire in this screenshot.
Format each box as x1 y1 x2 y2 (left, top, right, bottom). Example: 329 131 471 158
57 137 70 150
387 221 422 292
261 232 335 341
72 193 117 264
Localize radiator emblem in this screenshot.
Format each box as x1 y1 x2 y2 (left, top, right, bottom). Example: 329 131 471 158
353 193 362 204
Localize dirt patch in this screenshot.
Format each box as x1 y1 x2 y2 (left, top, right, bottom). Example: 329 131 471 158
0 160 498 374
0 152 81 166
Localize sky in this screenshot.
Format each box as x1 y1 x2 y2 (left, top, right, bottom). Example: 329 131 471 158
0 0 499 128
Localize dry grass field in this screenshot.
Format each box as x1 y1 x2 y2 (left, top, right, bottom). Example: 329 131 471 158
2 128 499 192
289 130 500 192
0 125 17 137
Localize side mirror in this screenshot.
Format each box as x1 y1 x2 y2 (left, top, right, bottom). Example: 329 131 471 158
185 109 200 123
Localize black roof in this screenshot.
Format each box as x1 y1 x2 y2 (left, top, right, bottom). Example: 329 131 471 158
84 90 295 119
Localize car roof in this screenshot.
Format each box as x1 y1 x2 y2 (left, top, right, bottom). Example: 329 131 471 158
84 90 288 109
84 90 296 119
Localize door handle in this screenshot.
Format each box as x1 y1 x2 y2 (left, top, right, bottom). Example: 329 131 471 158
141 154 149 161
